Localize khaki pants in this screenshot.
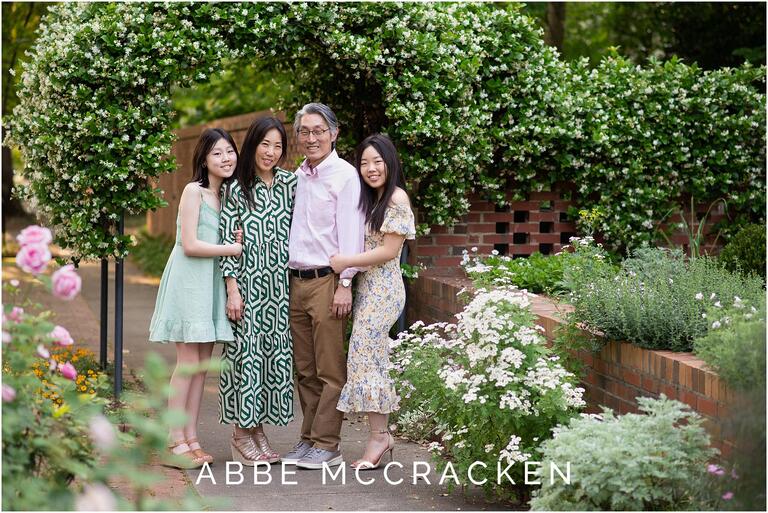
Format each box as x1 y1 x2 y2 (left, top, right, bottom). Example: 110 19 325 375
289 274 346 450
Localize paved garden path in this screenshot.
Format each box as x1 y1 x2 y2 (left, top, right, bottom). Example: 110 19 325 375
65 259 508 511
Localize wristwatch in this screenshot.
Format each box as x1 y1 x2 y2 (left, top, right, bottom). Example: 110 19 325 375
340 278 352 288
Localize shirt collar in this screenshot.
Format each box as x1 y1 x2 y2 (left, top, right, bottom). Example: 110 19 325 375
300 150 338 177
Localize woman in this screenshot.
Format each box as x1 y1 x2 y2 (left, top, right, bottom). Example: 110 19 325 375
330 133 415 469
149 128 243 468
218 116 297 465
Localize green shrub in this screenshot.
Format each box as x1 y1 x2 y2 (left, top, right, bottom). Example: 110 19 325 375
694 301 766 511
130 229 173 277
392 287 585 502
694 298 766 390
463 237 619 296
569 245 764 351
462 250 567 294
718 224 766 281
562 55 766 251
530 396 717 511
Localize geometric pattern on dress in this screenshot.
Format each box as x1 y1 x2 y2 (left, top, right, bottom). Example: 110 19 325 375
218 168 297 427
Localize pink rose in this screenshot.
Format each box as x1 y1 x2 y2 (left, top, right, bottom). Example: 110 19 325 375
722 491 734 500
88 414 117 451
50 325 74 346
5 306 24 323
16 225 52 247
58 361 77 380
15 243 51 275
2 384 16 403
37 344 51 359
52 265 82 300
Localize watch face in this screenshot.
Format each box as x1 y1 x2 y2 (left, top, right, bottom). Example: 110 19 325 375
341 279 352 288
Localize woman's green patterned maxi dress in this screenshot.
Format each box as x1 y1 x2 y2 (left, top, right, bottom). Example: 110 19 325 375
218 168 297 427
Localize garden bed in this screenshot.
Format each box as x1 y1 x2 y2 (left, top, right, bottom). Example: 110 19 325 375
406 273 736 456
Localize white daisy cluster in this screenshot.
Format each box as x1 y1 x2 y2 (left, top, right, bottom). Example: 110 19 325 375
391 286 586 485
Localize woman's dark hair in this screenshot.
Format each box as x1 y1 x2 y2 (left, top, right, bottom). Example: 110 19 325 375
191 128 238 188
355 133 406 233
236 116 288 208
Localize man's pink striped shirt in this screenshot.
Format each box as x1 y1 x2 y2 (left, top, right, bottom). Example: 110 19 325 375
288 150 365 280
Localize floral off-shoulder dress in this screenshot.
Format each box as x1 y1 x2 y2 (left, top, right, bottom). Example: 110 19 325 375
336 203 416 414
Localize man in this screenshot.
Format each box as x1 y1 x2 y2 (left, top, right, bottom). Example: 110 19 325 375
283 103 365 469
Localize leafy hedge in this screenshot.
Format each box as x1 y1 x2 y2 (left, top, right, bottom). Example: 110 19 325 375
6 3 766 261
560 56 766 248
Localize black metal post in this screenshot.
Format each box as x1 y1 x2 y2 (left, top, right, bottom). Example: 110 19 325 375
114 213 125 397
396 243 410 335
99 258 109 369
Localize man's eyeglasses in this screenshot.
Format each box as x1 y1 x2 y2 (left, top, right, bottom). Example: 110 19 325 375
297 128 331 139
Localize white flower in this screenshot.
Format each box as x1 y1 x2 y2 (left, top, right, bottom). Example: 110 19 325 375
427 442 444 453
695 292 703 300
74 483 116 511
711 321 722 329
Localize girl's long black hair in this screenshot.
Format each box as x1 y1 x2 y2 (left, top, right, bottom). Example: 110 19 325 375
355 133 407 233
191 128 238 188
236 116 288 208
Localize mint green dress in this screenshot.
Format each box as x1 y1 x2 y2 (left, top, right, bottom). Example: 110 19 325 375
149 195 234 343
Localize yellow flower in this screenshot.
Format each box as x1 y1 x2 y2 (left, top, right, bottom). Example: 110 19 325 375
80 386 87 392
89 389 95 394
53 403 70 417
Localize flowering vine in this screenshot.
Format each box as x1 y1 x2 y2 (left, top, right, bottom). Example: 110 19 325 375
5 2 765 261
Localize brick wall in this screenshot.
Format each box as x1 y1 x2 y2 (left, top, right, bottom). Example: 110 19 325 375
413 188 577 272
406 275 736 456
413 189 725 272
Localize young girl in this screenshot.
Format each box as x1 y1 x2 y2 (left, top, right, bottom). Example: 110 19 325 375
149 128 243 468
330 133 415 469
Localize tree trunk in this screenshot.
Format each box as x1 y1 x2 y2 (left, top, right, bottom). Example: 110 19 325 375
545 2 566 53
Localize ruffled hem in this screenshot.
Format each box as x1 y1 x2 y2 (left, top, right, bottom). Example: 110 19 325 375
336 380 400 414
149 318 234 343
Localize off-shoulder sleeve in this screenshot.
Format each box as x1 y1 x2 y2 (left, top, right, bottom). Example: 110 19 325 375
380 203 416 239
218 182 242 278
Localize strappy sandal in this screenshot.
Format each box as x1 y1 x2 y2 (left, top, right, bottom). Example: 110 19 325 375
186 437 214 464
251 425 280 463
230 434 275 466
350 430 395 471
164 440 205 469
